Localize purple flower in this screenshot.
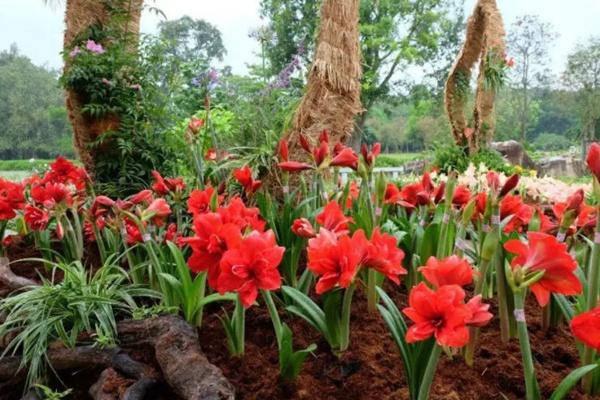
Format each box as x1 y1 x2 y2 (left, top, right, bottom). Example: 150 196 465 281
129 84 142 91
101 78 113 86
69 46 81 58
86 40 105 54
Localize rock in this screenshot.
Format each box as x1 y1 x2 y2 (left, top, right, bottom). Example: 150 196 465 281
537 156 586 178
490 140 536 169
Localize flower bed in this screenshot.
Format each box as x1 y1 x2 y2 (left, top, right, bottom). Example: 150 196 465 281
1 131 600 399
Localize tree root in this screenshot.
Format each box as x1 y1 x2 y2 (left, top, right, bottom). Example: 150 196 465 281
0 315 234 400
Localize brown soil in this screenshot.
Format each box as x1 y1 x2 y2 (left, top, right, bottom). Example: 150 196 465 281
199 287 591 400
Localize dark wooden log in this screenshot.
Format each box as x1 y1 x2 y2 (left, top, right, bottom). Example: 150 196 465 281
117 315 235 400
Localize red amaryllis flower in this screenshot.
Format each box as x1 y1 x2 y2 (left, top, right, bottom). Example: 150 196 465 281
278 139 289 162
188 187 221 215
164 223 178 243
466 295 493 327
452 185 471 207
143 198 171 226
233 166 262 194
418 255 474 288
307 229 366 294
499 174 519 198
361 143 381 168
218 230 285 308
130 189 153 205
384 183 402 204
319 129 330 144
188 117 204 133
183 212 243 288
500 195 533 233
570 306 600 351
577 204 597 228
504 232 582 306
151 171 170 195
403 283 472 347
218 197 266 232
362 228 406 284
24 205 49 231
124 218 144 245
31 183 73 209
486 171 500 192
313 140 329 167
205 148 217 161
43 156 89 190
316 201 353 236
292 218 316 238
345 181 359 209
330 147 359 170
278 161 314 172
586 142 600 181
0 178 25 220
299 134 312 153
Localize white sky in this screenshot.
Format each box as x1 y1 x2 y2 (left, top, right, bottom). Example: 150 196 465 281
0 0 599 75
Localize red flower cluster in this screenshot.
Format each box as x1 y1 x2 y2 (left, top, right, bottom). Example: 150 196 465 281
278 130 359 172
404 255 491 347
151 171 186 195
504 232 582 306
0 178 25 221
183 197 280 307
307 227 406 294
233 166 262 194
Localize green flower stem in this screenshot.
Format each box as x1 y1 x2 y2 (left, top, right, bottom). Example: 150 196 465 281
339 283 356 353
0 220 7 257
194 272 207 327
233 296 246 356
367 268 378 312
514 290 541 400
417 344 442 400
262 290 282 347
583 210 600 392
464 255 493 366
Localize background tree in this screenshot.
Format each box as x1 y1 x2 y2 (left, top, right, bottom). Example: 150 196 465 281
63 0 144 175
506 14 558 143
563 36 600 154
158 16 226 64
260 0 465 145
0 45 72 159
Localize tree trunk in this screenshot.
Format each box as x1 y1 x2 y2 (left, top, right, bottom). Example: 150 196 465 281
445 0 506 154
287 0 363 151
63 0 144 176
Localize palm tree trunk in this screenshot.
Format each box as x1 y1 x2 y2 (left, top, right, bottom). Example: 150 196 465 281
288 0 363 152
63 0 144 175
445 0 506 154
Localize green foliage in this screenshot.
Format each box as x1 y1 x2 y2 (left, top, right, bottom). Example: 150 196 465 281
533 133 572 151
375 153 425 168
33 385 72 400
0 257 157 389
483 48 509 93
433 143 516 175
376 287 435 400
0 45 73 159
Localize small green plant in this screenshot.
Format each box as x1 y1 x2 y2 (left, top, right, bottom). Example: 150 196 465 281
0 256 157 389
33 385 72 400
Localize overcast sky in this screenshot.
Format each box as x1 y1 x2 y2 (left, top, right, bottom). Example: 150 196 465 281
0 0 599 75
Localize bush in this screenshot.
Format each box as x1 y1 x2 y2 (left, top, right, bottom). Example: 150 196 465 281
533 133 571 151
433 143 516 175
375 153 425 168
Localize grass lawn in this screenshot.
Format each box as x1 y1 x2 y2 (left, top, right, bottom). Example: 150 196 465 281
0 170 31 181
375 152 429 167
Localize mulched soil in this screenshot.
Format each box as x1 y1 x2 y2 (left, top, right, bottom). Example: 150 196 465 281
200 286 591 400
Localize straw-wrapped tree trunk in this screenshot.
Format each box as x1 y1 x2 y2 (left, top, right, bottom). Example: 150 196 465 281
287 0 363 152
63 0 144 175
445 0 506 154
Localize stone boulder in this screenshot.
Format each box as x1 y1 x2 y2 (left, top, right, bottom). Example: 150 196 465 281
537 156 586 178
490 140 536 169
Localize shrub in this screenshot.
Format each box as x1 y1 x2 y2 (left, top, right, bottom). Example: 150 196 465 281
433 143 516 175
533 133 571 151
